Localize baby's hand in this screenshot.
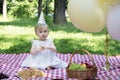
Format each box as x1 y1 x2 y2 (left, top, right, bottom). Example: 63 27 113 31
40 46 46 50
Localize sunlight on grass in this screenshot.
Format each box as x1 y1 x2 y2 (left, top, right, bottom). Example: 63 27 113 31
50 30 105 40
49 30 106 54
0 42 13 50
0 17 120 55
0 16 14 22
0 26 34 35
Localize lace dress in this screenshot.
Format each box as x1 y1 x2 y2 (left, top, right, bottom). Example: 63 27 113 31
21 39 67 70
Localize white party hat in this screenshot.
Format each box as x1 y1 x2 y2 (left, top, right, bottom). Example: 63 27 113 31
38 12 46 24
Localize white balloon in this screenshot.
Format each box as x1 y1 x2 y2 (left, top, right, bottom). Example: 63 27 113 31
67 0 106 32
107 5 120 40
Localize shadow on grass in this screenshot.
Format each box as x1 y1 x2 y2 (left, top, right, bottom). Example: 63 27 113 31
54 38 120 56
0 37 119 56
48 22 108 36
0 17 38 27
1 16 106 36
55 38 103 55
0 35 32 54
0 41 31 54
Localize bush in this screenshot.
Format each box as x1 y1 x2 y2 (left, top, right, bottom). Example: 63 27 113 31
8 0 38 18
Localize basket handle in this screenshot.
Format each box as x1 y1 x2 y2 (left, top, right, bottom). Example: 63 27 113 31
68 49 96 68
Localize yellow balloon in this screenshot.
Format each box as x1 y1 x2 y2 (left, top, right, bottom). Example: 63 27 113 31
107 0 120 5
99 0 120 6
68 0 106 32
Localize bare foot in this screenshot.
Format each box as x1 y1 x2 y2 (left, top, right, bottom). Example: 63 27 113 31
46 66 55 70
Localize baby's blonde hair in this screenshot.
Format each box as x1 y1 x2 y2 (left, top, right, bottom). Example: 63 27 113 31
35 23 49 35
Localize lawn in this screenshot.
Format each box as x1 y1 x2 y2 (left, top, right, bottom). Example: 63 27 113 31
0 16 120 56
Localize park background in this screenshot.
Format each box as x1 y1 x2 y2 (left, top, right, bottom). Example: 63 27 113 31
0 0 120 56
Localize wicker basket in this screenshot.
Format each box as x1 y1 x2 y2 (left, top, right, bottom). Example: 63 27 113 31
66 49 97 80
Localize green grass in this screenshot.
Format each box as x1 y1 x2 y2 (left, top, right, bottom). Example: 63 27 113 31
0 16 120 56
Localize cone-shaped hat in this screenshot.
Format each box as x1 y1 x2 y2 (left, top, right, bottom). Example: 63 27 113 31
38 12 46 24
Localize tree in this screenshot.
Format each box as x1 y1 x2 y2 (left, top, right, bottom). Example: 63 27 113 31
38 0 42 17
53 0 67 25
44 0 52 15
3 0 7 19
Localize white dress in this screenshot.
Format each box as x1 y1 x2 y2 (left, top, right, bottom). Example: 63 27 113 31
21 39 68 70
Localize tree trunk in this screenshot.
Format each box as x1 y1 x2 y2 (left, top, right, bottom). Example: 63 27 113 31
38 0 42 17
0 0 3 14
45 0 49 15
3 0 7 19
53 0 67 25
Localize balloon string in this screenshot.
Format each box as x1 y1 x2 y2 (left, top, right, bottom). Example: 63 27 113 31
105 29 108 57
104 0 110 69
104 26 110 70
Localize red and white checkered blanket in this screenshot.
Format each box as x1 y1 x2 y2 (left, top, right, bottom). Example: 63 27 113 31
0 53 120 80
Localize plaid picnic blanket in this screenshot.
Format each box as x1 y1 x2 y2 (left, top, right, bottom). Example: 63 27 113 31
0 53 120 80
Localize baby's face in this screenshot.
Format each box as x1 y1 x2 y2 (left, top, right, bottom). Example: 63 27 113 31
36 27 49 41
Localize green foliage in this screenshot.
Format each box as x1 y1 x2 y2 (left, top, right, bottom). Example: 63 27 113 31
8 0 38 18
42 0 54 14
7 0 54 17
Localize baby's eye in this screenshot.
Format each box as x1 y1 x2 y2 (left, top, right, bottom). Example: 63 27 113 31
44 31 47 33
39 31 42 33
